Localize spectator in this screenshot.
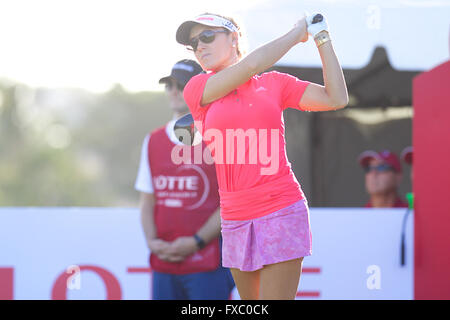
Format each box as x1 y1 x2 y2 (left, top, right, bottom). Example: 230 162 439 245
135 59 234 300
358 150 408 208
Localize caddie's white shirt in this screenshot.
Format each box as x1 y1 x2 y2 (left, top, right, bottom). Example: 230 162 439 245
134 119 202 194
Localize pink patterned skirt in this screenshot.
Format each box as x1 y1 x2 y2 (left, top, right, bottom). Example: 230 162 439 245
220 199 312 272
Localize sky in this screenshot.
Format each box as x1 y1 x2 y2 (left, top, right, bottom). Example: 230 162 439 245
0 0 267 92
1 0 449 93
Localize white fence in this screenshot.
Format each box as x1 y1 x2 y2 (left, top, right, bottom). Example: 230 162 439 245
0 207 413 300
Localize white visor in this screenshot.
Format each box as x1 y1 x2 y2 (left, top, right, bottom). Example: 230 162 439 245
176 14 238 46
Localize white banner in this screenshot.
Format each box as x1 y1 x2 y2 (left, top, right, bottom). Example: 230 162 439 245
0 207 413 300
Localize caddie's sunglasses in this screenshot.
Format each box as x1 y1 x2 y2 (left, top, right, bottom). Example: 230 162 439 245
165 81 184 91
188 29 229 52
364 164 394 173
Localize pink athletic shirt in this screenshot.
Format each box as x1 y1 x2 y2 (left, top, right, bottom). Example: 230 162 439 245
184 70 311 221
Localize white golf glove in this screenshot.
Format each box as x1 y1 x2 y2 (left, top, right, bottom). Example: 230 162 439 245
306 13 329 38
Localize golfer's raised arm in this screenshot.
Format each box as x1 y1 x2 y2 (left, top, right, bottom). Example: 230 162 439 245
299 14 348 111
299 41 348 111
199 19 309 106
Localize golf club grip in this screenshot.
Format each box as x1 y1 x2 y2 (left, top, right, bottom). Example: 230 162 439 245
311 14 323 24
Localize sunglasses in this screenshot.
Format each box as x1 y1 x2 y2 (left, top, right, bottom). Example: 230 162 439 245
188 29 229 52
364 164 395 173
165 81 184 91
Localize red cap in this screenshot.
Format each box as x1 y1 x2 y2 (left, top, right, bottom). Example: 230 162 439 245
358 150 402 173
401 146 413 165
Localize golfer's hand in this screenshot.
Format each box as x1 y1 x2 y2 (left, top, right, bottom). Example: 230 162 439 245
306 13 329 38
293 16 309 44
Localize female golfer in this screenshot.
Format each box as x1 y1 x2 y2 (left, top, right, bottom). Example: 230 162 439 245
175 12 348 300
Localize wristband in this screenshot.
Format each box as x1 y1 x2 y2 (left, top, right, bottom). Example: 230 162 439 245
193 234 206 249
314 31 331 48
